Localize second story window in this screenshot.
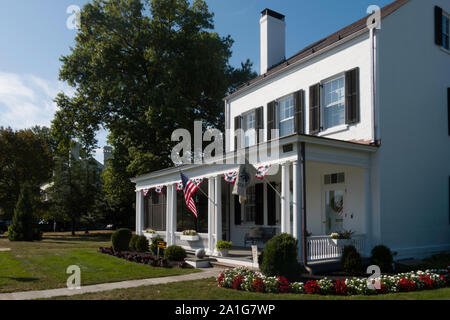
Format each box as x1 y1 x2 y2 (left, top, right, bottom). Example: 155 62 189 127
323 75 345 130
243 111 256 147
278 94 294 137
443 13 450 50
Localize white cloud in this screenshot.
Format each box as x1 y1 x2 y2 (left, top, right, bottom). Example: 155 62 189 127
0 72 74 129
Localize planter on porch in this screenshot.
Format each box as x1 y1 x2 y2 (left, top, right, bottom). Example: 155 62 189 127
218 249 229 257
143 232 158 239
329 238 352 247
180 235 200 242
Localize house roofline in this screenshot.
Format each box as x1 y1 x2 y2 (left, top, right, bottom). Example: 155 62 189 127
224 0 409 102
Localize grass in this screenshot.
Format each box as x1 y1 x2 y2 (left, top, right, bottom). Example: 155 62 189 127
0 231 198 293
48 277 450 300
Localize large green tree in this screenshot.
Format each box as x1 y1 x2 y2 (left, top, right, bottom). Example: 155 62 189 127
56 0 256 220
0 127 53 220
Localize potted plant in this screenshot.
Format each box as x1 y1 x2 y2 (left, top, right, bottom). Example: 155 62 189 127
180 230 199 242
216 241 232 257
330 230 353 247
143 229 158 238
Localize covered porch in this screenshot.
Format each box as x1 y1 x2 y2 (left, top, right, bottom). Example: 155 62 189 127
132 135 378 265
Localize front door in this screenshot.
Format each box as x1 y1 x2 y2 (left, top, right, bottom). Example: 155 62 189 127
324 189 345 235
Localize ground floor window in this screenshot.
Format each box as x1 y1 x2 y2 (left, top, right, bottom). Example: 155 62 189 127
144 190 166 231
176 184 208 233
244 185 256 223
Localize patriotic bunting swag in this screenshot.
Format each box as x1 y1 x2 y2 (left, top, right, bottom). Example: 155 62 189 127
223 172 238 184
180 172 199 218
142 189 150 198
176 181 184 192
256 164 271 180
154 185 164 195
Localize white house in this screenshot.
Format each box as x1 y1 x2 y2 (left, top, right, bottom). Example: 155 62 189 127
131 0 450 266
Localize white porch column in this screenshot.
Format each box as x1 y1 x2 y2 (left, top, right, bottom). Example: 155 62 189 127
281 162 291 234
135 191 144 235
170 183 177 246
364 168 372 256
207 177 215 255
214 175 222 255
292 160 303 259
165 185 172 244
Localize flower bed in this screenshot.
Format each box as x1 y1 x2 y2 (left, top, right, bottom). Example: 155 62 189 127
217 266 450 296
99 247 190 269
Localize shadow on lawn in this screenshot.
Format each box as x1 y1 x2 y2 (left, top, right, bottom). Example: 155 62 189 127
43 237 111 243
4 277 40 283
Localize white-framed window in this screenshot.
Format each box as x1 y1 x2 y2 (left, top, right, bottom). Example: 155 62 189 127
243 111 256 147
278 94 294 137
443 12 450 50
323 75 345 130
244 185 256 223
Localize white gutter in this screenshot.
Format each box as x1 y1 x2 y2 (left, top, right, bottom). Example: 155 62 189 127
370 27 378 143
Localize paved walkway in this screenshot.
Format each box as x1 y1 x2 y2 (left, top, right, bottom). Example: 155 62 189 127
0 268 222 300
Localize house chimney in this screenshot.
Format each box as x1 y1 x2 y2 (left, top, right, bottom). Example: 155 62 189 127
260 8 286 75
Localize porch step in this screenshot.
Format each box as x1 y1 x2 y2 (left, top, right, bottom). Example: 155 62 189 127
210 259 259 271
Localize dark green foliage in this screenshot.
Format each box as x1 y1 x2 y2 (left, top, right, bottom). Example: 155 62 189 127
371 245 393 273
260 233 303 281
129 234 139 251
8 186 41 241
164 246 187 261
111 228 132 251
341 245 363 274
135 235 149 253
150 236 165 256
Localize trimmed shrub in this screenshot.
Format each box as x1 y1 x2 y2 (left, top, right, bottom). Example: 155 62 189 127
8 186 41 241
260 233 303 281
135 235 149 252
111 228 132 251
341 245 363 274
150 235 165 256
164 245 187 261
129 235 139 251
371 245 393 273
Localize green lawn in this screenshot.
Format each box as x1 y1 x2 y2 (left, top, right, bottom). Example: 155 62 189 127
48 277 450 300
0 232 198 293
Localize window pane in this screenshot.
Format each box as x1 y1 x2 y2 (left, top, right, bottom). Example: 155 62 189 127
280 119 294 137
324 103 345 129
323 76 345 130
245 186 256 223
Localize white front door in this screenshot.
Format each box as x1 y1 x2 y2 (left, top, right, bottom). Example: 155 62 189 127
323 187 346 235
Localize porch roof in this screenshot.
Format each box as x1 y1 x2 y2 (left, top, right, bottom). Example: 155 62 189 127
131 134 378 190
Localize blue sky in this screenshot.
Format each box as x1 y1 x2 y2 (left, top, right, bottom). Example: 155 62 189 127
0 0 393 162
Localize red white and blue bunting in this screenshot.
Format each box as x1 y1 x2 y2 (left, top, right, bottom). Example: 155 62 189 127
223 171 238 184
193 178 204 187
154 185 164 195
142 188 150 198
176 181 184 192
256 164 271 180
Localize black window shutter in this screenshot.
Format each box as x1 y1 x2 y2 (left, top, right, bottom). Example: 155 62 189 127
447 88 450 136
309 84 321 134
435 6 443 46
255 184 264 225
267 182 277 226
267 101 276 140
234 195 241 225
345 67 360 125
294 90 305 134
255 106 264 143
234 115 242 150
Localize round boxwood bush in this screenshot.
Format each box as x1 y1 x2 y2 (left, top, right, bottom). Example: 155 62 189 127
164 245 187 261
260 233 303 281
371 245 393 273
150 235 165 256
341 245 363 274
111 228 132 251
129 235 139 251
135 235 149 252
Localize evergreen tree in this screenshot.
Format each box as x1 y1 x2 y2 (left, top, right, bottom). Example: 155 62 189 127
8 185 41 241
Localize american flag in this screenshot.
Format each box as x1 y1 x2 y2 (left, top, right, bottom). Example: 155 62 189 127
180 172 198 218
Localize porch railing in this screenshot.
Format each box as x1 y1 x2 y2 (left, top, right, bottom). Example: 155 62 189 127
306 234 365 262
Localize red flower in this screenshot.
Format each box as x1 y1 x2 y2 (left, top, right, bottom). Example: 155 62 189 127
217 273 225 287
277 276 290 293
398 278 417 292
377 282 387 294
252 277 265 292
232 275 243 290
304 280 320 294
334 280 348 295
418 274 434 289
